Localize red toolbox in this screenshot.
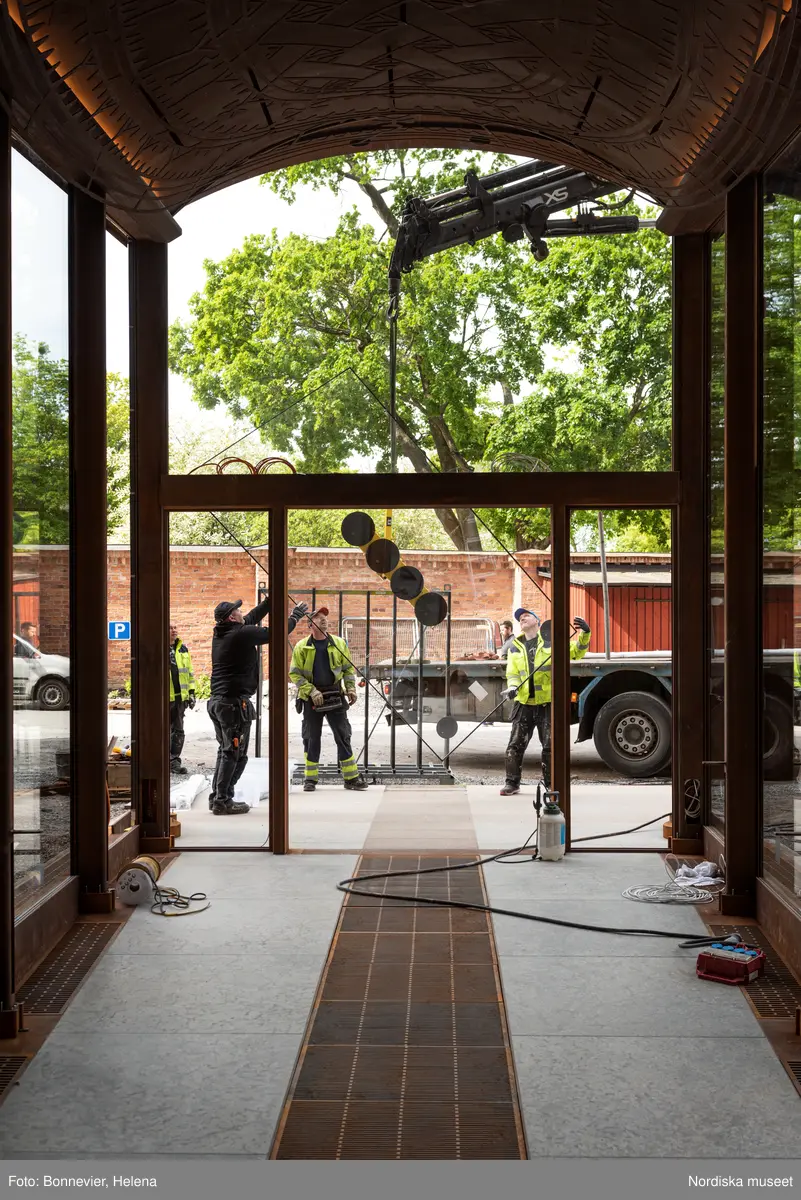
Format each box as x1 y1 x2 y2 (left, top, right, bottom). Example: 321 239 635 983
696 944 766 985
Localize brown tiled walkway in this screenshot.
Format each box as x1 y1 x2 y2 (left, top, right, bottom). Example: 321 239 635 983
270 855 526 1159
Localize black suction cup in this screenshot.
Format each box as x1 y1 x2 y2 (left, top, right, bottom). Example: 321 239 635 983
436 715 458 739
365 538 401 574
390 564 424 600
341 512 375 546
415 592 448 627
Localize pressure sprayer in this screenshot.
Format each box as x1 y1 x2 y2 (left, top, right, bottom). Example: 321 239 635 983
535 787 566 861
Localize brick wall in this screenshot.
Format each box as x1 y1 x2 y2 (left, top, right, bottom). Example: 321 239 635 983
15 545 692 688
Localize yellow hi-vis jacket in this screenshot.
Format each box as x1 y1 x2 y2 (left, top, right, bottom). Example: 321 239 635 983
169 640 195 702
505 628 591 706
290 634 356 701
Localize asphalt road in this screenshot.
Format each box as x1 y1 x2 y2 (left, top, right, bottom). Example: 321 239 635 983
13 696 667 788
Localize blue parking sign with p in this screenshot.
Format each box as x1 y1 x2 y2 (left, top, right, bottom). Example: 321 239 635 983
108 621 131 641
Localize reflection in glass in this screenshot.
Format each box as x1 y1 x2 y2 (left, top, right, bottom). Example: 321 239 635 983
762 179 801 908
708 234 725 833
11 153 71 914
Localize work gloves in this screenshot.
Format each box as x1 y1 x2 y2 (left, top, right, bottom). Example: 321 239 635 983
187 693 196 710
310 688 325 707
505 686 519 701
291 602 309 621
572 616 590 633
346 690 357 706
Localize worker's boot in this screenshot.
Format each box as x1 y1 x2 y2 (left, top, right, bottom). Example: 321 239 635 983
303 780 316 792
499 782 519 796
212 800 250 815
344 776 368 791
171 761 188 775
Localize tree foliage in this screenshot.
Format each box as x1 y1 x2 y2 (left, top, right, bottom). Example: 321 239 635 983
12 336 129 544
170 148 673 551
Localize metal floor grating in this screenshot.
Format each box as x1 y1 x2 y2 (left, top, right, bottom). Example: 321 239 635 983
787 1062 801 1098
271 855 526 1160
709 925 801 1019
0 1057 29 1099
16 922 122 1015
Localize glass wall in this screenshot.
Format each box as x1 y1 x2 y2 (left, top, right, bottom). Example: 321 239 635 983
167 511 270 848
11 151 71 915
707 233 726 833
761 175 801 910
569 509 672 848
167 152 672 483
286 506 550 854
106 229 133 834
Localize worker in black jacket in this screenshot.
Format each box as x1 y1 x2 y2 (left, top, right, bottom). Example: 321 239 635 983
208 595 307 815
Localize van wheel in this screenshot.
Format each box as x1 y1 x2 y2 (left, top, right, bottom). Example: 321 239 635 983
594 691 671 778
36 678 70 711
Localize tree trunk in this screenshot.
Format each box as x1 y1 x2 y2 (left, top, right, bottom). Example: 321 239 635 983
501 379 514 405
459 508 483 552
394 418 468 550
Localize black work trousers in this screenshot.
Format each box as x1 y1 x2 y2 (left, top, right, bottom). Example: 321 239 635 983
170 700 185 764
301 702 357 780
208 697 254 804
505 702 551 788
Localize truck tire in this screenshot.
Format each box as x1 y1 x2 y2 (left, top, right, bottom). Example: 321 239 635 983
36 677 70 711
593 691 671 778
763 694 793 780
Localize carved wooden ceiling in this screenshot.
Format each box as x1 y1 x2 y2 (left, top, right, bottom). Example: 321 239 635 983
1 0 800 238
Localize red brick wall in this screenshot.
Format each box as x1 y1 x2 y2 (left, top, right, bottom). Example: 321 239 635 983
18 546 692 688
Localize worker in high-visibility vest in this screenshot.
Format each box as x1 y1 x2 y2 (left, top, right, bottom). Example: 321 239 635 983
290 608 368 792
500 607 591 795
169 622 195 775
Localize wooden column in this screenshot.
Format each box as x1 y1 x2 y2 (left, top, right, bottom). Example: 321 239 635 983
69 187 114 909
671 234 710 853
130 241 170 850
551 504 571 845
0 104 21 1036
722 176 762 914
268 505 289 853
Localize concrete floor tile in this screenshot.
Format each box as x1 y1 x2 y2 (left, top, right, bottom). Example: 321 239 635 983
499 955 762 1037
482 853 679 900
0 1034 300 1157
512 1036 801 1157
106 897 339 956
57 951 327 1035
489 898 708 956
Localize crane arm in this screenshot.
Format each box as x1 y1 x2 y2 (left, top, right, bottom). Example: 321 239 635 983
388 159 638 287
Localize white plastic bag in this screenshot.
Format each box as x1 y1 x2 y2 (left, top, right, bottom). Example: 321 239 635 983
170 773 207 812
234 757 269 808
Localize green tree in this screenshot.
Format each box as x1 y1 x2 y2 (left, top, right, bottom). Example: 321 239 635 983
170 149 672 550
12 336 129 543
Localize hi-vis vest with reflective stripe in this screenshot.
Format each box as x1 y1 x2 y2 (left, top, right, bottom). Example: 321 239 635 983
505 629 590 706
290 635 356 700
169 641 195 702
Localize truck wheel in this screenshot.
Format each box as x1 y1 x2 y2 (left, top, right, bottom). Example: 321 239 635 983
763 694 793 780
36 678 70 711
594 691 671 778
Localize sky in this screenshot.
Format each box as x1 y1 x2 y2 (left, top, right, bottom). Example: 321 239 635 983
11 150 377 436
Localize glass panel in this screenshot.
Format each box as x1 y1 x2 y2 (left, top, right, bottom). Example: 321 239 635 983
569 509 672 847
287 506 550 854
708 233 726 833
167 512 270 848
106 229 133 835
167 153 672 479
11 151 71 915
761 176 801 910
